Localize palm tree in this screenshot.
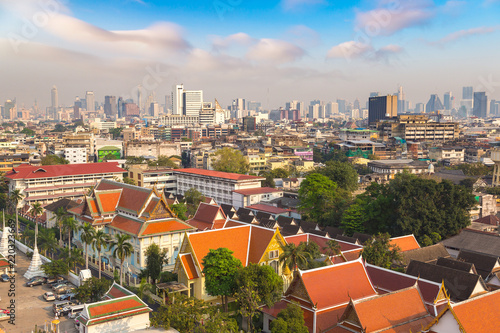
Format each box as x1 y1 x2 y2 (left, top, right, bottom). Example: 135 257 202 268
279 243 311 273
323 239 341 257
38 228 58 258
9 190 23 238
51 207 67 246
63 216 79 253
80 223 95 269
61 247 85 272
138 278 152 300
110 234 134 285
93 230 111 279
29 202 43 249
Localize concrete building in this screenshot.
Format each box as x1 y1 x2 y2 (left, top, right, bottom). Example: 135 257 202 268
377 115 459 142
85 91 95 112
367 159 429 175
64 147 88 164
5 162 125 206
473 92 488 118
171 84 184 115
104 96 117 117
428 147 465 163
368 95 397 124
63 132 95 162
128 165 177 192
124 141 181 159
174 168 264 206
183 90 203 117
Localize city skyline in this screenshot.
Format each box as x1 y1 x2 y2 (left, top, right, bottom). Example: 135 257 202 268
1 0 500 110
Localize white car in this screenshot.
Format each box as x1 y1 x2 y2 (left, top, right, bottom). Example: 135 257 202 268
44 292 56 301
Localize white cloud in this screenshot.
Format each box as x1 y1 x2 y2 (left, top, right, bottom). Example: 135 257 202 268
355 0 435 36
246 38 305 64
327 41 373 59
211 32 256 51
281 0 326 11
285 25 321 48
430 26 499 45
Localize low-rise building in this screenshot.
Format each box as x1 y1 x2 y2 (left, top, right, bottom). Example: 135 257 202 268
232 187 283 209
64 147 87 164
367 159 429 175
428 146 465 163
128 165 176 192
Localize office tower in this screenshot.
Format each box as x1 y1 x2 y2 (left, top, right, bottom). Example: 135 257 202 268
51 86 58 110
183 90 203 117
473 92 487 118
124 103 140 117
353 98 360 111
462 87 473 100
308 104 320 119
85 91 95 112
242 116 256 132
337 99 346 114
396 86 405 113
117 97 124 118
4 100 15 120
104 96 117 117
171 84 184 115
491 100 499 116
310 100 321 106
297 102 305 118
232 98 246 111
425 94 444 112
164 95 172 114
149 102 159 117
444 92 452 110
370 92 379 97
325 102 339 117
137 85 143 111
247 101 262 111
286 100 299 110
368 95 397 124
415 103 424 113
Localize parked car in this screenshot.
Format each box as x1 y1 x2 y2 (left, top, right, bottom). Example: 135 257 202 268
43 292 56 301
46 276 65 285
55 285 75 295
52 282 69 291
56 292 75 301
26 276 46 287
0 274 9 282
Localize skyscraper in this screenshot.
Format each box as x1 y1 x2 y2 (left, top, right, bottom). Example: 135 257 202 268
183 90 203 117
137 85 143 111
85 91 95 112
171 84 184 115
3 100 15 120
247 101 262 111
397 86 405 113
370 92 379 97
490 100 498 116
337 99 346 114
462 86 473 100
353 98 360 111
104 96 117 117
368 95 397 124
325 102 339 117
444 92 452 110
425 94 444 112
473 92 487 118
51 86 58 110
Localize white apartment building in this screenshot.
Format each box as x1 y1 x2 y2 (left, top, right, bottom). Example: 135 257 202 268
183 90 203 117
6 162 125 206
174 168 264 206
64 147 88 164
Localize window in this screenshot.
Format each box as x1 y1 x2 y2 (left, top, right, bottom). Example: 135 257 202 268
136 251 140 264
269 250 279 259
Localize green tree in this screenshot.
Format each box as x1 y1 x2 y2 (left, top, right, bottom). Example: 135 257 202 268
80 222 95 269
150 294 238 333
61 247 85 272
317 160 359 192
145 243 169 285
171 203 187 220
323 239 341 257
42 259 69 278
30 202 43 248
52 124 66 132
270 302 309 333
38 228 58 258
211 147 249 174
202 248 242 312
259 171 276 188
9 189 23 237
184 188 205 216
123 177 136 185
110 234 134 285
93 230 111 279
63 216 78 252
74 277 112 303
20 127 35 136
51 207 67 246
148 155 178 169
41 154 69 165
361 233 402 269
235 264 283 331
279 243 311 273
298 173 337 224
340 198 368 236
270 168 289 179
109 127 123 139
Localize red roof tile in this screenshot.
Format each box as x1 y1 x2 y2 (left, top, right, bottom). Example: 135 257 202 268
450 288 500 332
89 297 145 318
141 220 194 236
246 204 289 215
96 180 152 213
233 187 281 195
298 260 377 310
248 227 276 263
389 235 420 252
95 190 121 214
5 162 124 179
175 168 264 181
110 215 143 235
180 253 199 280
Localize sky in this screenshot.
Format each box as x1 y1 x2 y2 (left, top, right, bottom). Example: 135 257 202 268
1 0 500 111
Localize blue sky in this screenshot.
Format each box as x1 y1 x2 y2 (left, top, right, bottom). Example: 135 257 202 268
1 0 500 110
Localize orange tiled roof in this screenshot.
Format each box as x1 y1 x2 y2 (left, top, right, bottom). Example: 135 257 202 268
141 220 194 236
352 286 431 332
180 253 199 280
110 215 143 235
89 297 144 318
95 190 121 214
389 235 421 252
298 259 377 310
449 289 500 332
248 226 276 263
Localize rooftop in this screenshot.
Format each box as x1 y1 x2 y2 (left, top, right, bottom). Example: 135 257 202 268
175 168 264 181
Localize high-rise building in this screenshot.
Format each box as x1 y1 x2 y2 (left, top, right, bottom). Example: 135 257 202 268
353 98 360 111
337 99 346 114
85 91 95 112
171 84 184 115
104 96 117 117
117 97 124 118
368 95 397 124
51 86 58 110
325 102 339 117
183 90 203 117
370 92 379 97
286 100 299 110
426 94 444 112
149 102 159 117
443 92 452 110
247 101 262 111
242 116 257 132
463 86 473 100
124 103 140 117
308 104 320 119
3 100 15 120
164 95 172 114
473 92 487 118
415 103 424 113
397 86 405 113
490 100 499 116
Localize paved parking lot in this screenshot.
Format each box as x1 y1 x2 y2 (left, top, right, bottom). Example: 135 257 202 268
0 251 77 333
